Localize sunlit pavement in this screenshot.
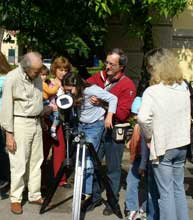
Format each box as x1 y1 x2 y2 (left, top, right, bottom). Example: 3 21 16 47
0 150 192 220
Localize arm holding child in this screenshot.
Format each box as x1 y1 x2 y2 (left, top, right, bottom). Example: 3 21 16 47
43 81 60 100
90 85 118 129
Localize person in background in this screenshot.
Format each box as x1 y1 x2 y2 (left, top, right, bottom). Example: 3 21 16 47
125 96 148 220
0 52 44 214
62 72 117 205
126 65 159 220
42 56 72 187
138 48 190 220
86 48 136 216
0 51 11 194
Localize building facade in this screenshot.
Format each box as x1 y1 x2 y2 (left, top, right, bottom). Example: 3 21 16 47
0 30 19 65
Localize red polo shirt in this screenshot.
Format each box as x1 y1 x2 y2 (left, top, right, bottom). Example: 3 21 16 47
87 71 136 122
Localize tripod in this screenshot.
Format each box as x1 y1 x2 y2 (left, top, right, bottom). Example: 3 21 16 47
40 130 123 219
40 121 74 214
72 132 86 220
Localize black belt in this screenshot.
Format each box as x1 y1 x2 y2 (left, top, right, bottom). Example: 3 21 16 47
14 115 40 119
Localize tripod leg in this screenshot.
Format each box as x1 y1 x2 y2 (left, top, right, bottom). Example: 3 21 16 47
72 143 86 220
40 122 74 214
40 161 72 214
72 143 80 219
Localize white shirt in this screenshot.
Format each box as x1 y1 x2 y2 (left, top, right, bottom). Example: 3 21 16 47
138 81 191 161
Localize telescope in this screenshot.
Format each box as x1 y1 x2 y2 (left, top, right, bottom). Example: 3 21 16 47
56 93 73 110
40 91 123 219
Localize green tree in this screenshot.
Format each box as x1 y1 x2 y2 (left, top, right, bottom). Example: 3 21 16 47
0 0 107 61
90 0 191 51
0 0 192 64
89 0 192 88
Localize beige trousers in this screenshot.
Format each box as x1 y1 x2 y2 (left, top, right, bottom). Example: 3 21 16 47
9 117 43 203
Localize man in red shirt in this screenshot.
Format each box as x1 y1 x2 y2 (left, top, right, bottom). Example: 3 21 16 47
86 48 136 215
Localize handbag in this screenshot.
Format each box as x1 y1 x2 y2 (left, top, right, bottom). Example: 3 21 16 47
112 122 131 142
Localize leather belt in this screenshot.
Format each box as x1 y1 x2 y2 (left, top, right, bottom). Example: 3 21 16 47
14 115 40 119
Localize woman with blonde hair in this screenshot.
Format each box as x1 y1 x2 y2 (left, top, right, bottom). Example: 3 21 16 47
138 48 190 220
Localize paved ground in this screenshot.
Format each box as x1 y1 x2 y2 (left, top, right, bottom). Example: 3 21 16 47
0 150 193 220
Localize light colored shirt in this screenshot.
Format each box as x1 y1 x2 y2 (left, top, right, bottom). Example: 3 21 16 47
0 65 43 132
138 81 191 161
79 84 117 123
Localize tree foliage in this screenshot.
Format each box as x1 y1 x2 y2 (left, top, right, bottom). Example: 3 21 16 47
91 0 191 40
0 0 107 60
92 0 192 88
0 0 192 61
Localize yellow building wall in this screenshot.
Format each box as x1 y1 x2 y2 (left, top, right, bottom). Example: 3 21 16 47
173 5 193 81
173 5 193 29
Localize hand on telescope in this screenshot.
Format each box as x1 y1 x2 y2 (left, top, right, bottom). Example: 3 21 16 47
6 131 17 154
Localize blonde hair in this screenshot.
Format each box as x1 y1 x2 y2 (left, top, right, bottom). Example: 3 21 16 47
50 56 72 76
145 48 183 85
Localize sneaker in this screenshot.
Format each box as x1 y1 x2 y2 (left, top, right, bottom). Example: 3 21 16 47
126 210 139 220
138 209 147 220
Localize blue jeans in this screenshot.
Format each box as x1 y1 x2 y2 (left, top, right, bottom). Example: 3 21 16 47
43 100 59 128
125 159 159 219
147 163 159 220
92 129 125 202
78 120 104 195
152 146 189 220
125 158 145 211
